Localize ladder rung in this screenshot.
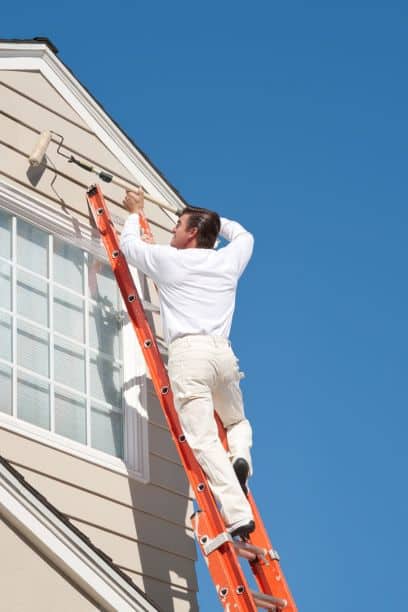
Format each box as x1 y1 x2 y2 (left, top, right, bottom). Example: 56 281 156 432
251 590 287 610
142 300 160 313
234 541 267 561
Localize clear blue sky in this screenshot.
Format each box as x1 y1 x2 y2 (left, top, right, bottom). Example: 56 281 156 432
4 1 408 610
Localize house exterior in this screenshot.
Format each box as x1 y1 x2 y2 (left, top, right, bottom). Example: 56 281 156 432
0 38 198 611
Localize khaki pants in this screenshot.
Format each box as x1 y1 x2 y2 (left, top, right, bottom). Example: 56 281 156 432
168 335 253 526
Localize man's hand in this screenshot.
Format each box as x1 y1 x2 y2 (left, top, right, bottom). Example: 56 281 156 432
123 188 144 213
141 231 155 244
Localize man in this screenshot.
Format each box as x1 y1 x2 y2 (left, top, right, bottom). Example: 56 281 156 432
120 188 255 539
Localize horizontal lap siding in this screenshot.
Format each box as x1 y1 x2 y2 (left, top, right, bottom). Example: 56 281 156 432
0 68 197 611
0 70 92 126
0 429 197 610
0 76 176 240
0 78 134 180
0 429 193 524
67 522 198 591
16 468 195 560
127 571 199 612
146 380 170 428
149 421 181 465
1 518 100 612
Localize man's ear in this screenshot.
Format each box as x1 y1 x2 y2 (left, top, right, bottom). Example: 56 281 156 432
189 226 198 238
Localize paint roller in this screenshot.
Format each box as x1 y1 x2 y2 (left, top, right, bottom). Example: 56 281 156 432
29 130 53 166
28 130 179 214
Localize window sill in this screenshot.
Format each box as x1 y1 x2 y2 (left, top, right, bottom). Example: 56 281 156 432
0 409 149 484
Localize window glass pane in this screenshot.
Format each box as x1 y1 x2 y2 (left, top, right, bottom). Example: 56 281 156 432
54 288 84 343
17 219 48 277
0 209 11 260
17 269 49 327
17 320 49 377
88 256 118 307
0 311 12 362
18 371 50 430
0 261 11 311
89 301 121 359
90 352 122 408
54 336 85 393
0 363 12 415
54 239 84 294
91 402 123 458
55 387 86 444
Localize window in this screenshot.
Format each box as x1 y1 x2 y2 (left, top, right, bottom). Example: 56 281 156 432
0 188 148 480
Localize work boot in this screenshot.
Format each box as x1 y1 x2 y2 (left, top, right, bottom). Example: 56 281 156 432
233 457 250 496
227 518 255 541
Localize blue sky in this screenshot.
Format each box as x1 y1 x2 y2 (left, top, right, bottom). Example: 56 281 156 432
4 1 408 610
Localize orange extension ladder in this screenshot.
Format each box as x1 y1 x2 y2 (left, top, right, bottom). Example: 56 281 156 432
86 184 297 611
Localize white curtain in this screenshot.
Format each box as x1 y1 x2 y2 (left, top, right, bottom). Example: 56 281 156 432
17 269 49 326
0 363 12 415
55 388 86 444
91 402 123 458
18 372 49 430
54 238 84 293
17 219 48 276
0 262 11 312
0 209 11 260
54 287 84 343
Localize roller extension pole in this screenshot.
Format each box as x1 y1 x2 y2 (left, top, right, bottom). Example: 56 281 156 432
28 131 179 214
86 184 298 611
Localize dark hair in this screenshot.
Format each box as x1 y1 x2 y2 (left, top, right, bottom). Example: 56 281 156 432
179 206 221 249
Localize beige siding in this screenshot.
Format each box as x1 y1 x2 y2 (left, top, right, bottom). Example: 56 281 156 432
0 73 176 241
1 70 92 127
0 428 196 611
0 515 100 611
0 66 198 611
146 381 170 429
127 570 199 612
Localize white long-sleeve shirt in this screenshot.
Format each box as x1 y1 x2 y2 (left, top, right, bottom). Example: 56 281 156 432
120 215 254 344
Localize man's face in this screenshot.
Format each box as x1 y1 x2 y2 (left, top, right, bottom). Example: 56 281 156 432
170 214 197 248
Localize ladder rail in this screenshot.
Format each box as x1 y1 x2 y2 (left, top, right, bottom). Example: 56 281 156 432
217 420 297 610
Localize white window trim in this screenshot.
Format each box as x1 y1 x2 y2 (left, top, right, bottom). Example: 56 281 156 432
0 179 150 483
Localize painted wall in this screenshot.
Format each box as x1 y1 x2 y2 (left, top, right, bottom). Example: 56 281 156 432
1 514 101 611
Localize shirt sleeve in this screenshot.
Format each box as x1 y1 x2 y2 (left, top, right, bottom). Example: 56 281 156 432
119 214 176 284
219 217 254 277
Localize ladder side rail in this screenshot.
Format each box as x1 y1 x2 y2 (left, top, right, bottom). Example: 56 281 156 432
216 414 298 610
86 184 257 611
247 493 297 611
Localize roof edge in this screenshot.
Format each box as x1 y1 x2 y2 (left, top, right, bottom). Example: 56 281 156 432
0 38 188 211
0 455 160 612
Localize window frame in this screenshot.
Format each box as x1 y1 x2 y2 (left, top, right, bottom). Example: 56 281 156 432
0 180 150 482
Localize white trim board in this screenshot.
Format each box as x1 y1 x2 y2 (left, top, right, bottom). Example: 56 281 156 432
0 41 185 213
0 459 159 612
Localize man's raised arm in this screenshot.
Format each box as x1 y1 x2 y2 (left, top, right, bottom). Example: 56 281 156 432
219 217 254 277
120 189 173 284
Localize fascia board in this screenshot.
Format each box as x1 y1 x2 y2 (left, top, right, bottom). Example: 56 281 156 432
0 462 158 612
0 42 184 214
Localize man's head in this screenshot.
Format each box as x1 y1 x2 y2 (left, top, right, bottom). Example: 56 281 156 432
170 206 221 249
